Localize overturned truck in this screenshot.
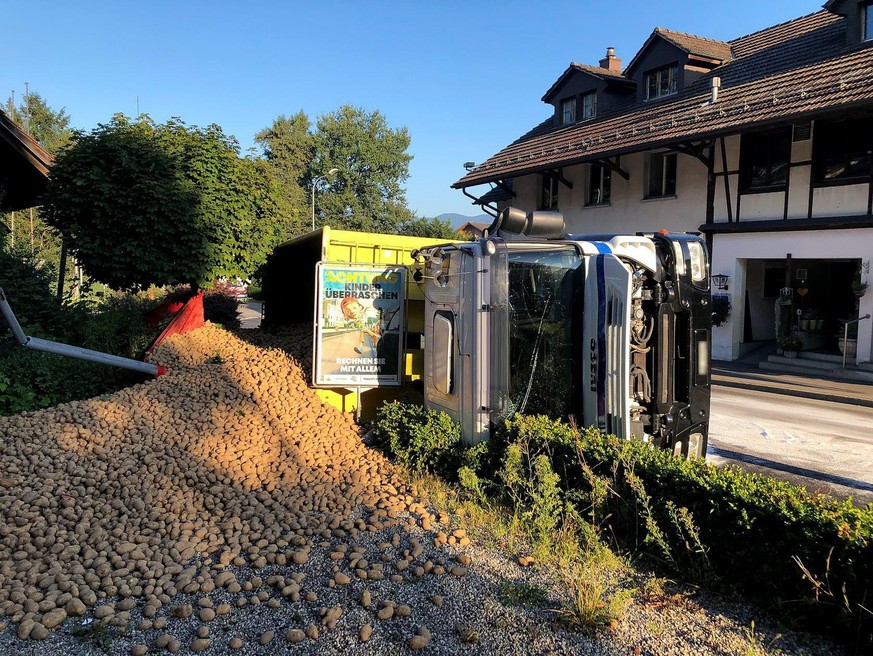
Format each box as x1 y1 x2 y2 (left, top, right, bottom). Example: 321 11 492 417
414 207 711 458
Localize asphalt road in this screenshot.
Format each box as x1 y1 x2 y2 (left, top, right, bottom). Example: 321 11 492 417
709 385 873 506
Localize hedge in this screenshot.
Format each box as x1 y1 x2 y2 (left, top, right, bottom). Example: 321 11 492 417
372 403 873 651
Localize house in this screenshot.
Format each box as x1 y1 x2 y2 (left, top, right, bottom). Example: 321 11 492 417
0 109 53 211
453 1 873 364
456 221 490 239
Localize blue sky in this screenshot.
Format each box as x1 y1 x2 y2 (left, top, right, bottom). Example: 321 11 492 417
2 0 820 218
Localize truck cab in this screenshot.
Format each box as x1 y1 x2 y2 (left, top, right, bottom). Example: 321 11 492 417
415 208 711 458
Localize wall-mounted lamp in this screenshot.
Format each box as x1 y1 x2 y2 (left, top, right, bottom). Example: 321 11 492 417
711 273 730 291
463 161 476 171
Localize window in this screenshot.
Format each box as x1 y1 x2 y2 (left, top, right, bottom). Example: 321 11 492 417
587 165 611 205
739 128 791 191
646 152 677 198
645 63 679 99
507 247 580 418
432 312 454 395
813 116 873 184
864 2 872 41
541 175 559 210
581 91 597 120
561 97 576 124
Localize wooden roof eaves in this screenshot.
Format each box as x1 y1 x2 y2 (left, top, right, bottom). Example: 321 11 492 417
453 98 873 190
541 64 634 102
0 112 53 177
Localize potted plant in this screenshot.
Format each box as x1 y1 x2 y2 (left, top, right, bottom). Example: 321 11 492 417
852 276 868 298
838 318 858 358
711 294 731 327
777 334 803 358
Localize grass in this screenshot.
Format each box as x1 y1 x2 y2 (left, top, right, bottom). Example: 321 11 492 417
410 471 634 635
552 567 635 636
498 581 549 608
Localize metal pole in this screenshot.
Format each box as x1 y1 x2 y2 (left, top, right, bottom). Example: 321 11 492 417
844 322 849 369
0 287 164 377
311 179 316 232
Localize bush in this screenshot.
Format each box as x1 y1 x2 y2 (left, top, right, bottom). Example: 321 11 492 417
371 401 463 476
373 402 873 648
204 282 241 329
505 416 873 647
0 246 166 415
0 350 146 416
777 334 803 351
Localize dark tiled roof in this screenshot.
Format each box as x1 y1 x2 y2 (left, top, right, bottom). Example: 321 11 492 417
624 27 733 76
0 109 54 211
654 28 733 62
455 11 870 189
542 63 633 102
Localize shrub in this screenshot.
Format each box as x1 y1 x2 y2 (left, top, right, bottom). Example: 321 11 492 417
551 419 873 645
80 293 167 358
371 401 462 476
371 403 873 647
0 247 165 415
204 282 241 329
777 334 803 351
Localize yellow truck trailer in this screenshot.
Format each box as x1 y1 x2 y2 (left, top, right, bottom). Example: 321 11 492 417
261 226 455 418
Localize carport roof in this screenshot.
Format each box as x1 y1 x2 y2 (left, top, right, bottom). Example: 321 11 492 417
0 109 54 211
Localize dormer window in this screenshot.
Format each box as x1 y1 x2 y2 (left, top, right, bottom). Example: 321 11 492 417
581 91 597 120
645 63 678 100
864 2 872 40
562 98 576 124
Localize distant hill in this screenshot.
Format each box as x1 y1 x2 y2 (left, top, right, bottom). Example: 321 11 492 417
437 212 491 228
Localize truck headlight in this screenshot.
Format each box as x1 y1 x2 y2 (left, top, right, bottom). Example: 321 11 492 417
672 241 706 283
672 243 686 277
687 242 706 283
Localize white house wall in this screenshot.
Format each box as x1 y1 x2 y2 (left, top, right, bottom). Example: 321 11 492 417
811 184 869 216
512 151 709 235
711 125 869 223
711 229 873 362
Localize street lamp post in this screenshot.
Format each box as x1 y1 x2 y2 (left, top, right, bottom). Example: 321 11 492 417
311 168 339 231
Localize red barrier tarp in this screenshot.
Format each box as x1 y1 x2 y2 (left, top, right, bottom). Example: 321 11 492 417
146 292 204 357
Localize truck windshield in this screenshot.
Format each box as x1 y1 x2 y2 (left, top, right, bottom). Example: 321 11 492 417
506 247 581 420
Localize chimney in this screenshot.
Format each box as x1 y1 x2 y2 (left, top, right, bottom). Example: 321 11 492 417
599 47 622 73
710 76 721 103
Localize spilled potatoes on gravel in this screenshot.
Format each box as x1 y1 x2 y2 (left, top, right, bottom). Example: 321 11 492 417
0 324 468 652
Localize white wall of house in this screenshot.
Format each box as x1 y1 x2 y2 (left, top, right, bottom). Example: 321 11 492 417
512 151 709 234
712 127 870 223
711 229 873 362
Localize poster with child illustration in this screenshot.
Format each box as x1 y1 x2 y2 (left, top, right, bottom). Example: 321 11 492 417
314 263 405 387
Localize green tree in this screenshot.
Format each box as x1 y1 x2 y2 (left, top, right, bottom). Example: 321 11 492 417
255 111 313 237
5 91 73 154
2 91 73 291
397 216 457 240
42 115 281 290
312 105 414 233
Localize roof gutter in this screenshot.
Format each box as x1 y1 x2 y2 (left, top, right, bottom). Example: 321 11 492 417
452 100 873 189
461 187 499 218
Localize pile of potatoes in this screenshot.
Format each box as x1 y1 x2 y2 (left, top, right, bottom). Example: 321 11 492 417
0 323 444 648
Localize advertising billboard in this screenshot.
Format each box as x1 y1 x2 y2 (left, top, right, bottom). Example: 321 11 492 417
314 263 405 387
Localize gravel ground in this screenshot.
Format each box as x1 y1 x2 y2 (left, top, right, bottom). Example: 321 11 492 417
0 325 843 655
